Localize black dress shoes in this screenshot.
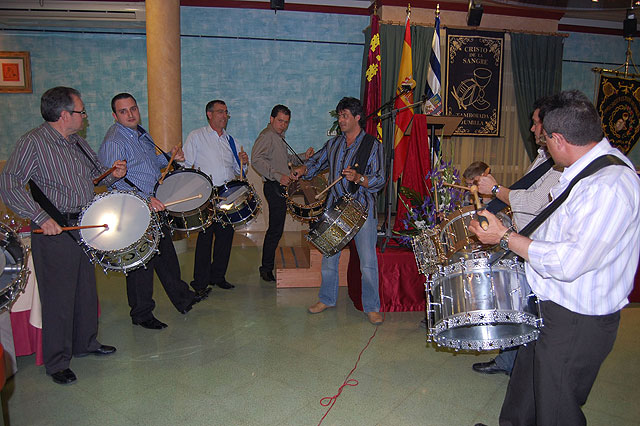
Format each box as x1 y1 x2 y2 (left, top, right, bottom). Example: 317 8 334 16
259 269 276 282
472 359 509 375
51 368 77 385
74 344 117 358
193 287 212 302
213 280 235 289
133 317 168 330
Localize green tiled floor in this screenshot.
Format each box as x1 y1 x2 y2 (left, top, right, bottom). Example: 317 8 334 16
2 245 639 425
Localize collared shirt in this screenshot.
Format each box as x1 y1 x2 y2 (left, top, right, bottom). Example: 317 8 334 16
182 125 245 186
98 122 167 197
509 148 562 230
303 130 385 215
251 123 298 183
0 122 117 225
526 138 640 315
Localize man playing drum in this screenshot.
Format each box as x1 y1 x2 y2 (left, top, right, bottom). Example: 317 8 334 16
99 93 205 331
251 105 314 282
290 97 385 325
470 90 640 426
470 96 562 376
0 87 126 385
183 100 249 293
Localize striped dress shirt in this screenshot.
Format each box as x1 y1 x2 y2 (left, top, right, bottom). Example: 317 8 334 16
0 122 117 226
98 123 167 197
526 138 640 315
303 130 385 215
509 148 562 230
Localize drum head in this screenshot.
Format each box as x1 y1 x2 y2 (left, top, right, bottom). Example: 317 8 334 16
216 181 250 210
80 192 151 251
154 169 213 213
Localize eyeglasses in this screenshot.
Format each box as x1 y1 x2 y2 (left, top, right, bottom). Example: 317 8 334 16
70 110 87 117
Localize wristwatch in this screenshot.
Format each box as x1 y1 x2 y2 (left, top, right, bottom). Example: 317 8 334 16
491 184 501 196
499 229 513 250
358 175 365 184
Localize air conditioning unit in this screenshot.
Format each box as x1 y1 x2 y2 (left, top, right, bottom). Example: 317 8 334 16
0 1 146 28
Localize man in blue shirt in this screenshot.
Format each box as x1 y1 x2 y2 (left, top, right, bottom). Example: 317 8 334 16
290 97 385 325
99 93 206 330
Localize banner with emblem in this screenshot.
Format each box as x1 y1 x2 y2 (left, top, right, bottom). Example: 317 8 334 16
445 29 504 136
596 74 640 154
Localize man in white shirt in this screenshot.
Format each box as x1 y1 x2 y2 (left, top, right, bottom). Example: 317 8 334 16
183 100 248 294
470 90 640 426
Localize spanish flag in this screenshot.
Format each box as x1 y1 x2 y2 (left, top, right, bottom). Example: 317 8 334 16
392 9 414 181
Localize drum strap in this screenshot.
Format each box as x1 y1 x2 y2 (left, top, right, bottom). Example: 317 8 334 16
348 133 377 194
227 135 241 168
486 157 555 214
28 180 79 242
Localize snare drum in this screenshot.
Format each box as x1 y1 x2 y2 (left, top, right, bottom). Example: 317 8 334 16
306 195 367 257
0 223 29 312
79 191 162 273
286 175 328 222
214 180 261 227
153 168 215 233
439 205 512 259
427 251 542 351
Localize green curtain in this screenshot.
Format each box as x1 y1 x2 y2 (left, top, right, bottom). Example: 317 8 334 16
511 33 564 160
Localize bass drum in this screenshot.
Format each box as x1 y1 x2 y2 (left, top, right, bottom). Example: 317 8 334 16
427 251 542 351
153 168 215 234
306 195 367 257
79 191 162 274
0 223 29 312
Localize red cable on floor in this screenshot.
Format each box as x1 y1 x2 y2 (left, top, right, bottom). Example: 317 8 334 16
316 312 386 426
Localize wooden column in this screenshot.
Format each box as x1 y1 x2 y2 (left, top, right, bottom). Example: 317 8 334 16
146 0 181 152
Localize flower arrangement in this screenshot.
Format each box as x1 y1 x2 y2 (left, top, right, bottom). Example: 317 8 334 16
395 158 464 246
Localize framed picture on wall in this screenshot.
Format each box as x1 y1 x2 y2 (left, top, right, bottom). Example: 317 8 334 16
0 51 32 93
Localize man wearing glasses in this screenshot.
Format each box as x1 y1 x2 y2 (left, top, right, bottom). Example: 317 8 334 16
0 87 126 384
182 100 248 296
99 93 205 331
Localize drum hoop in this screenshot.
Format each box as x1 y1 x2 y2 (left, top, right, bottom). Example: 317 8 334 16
0 223 30 312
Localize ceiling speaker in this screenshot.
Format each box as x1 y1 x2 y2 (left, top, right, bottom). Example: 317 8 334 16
467 1 483 27
271 0 285 11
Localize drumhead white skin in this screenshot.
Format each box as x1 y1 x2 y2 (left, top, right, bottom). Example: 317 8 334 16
155 171 213 212
80 193 151 251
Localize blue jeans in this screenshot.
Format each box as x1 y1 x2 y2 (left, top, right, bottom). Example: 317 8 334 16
318 213 380 312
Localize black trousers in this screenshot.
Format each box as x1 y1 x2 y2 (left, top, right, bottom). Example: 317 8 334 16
499 300 620 426
192 221 234 291
261 180 287 273
31 231 101 375
125 225 195 322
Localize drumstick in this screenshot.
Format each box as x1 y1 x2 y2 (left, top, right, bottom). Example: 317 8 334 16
469 184 490 230
163 194 203 207
158 146 180 185
32 224 109 233
443 182 473 191
314 163 358 200
93 166 116 185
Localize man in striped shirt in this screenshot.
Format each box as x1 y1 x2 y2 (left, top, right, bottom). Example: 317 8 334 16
290 97 385 325
99 93 203 331
470 90 640 426
0 87 126 385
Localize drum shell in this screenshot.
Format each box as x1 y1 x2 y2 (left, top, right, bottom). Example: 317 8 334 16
0 223 28 312
411 226 446 275
153 168 215 233
306 195 367 257
427 253 541 351
214 180 261 227
79 191 162 274
285 175 328 222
